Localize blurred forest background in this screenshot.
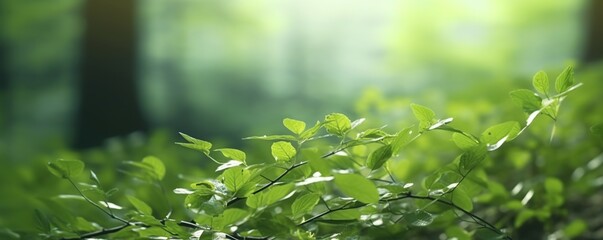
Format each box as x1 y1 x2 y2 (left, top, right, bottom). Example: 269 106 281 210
1 0 603 238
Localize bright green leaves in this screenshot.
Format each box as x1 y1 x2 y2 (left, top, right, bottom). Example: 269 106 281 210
405 209 434 227
283 118 306 135
222 167 254 197
246 183 295 209
141 156 165 180
48 159 85 179
545 177 564 207
410 103 435 131
452 133 479 151
185 181 227 215
410 103 452 132
532 71 549 96
325 113 352 136
215 148 246 162
291 193 320 218
480 121 520 151
125 156 166 181
334 174 379 204
366 145 393 170
176 132 212 155
510 89 542 113
271 141 297 162
555 65 574 93
127 195 153 216
459 145 488 174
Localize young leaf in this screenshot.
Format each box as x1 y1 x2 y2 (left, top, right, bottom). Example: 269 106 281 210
410 103 436 131
271 141 297 162
324 113 352 136
219 208 250 228
509 89 542 113
300 121 323 140
222 167 251 194
480 121 520 151
451 189 473 211
283 118 306 135
127 195 153 215
452 132 479 151
532 71 549 95
291 193 320 218
177 132 212 154
544 177 563 194
215 148 246 161
334 174 379 204
215 160 244 172
243 135 297 141
459 145 487 173
246 184 295 209
391 127 414 153
366 145 393 170
591 123 603 136
405 209 434 227
141 156 165 180
555 65 574 93
47 159 85 179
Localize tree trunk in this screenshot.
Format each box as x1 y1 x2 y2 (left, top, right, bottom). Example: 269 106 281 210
74 0 147 149
582 0 603 64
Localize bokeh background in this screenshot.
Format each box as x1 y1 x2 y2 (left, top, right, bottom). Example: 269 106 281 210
1 0 602 238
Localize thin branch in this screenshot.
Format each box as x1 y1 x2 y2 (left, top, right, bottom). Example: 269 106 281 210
67 178 130 224
227 161 307 206
61 223 131 240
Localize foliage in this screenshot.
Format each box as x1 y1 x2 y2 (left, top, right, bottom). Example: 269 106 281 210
22 66 602 239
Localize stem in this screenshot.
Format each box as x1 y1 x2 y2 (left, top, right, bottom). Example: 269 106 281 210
66 178 130 224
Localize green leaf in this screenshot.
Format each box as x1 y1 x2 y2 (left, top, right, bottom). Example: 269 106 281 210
271 141 297 162
445 226 471 240
391 127 414 153
515 210 535 228
452 132 479 151
410 103 436 131
243 135 297 141
509 89 542 113
300 121 323 140
246 184 295 209
544 177 563 194
222 167 251 194
219 208 250 228
334 174 379 204
410 103 435 123
215 160 244 172
532 71 549 95
283 118 306 135
141 156 165 180
89 170 101 186
451 189 473 211
366 145 393 170
34 209 50 232
324 113 352 136
555 65 574 93
127 195 153 215
480 121 520 151
214 148 246 162
591 123 603 136
321 208 362 221
474 228 505 240
176 132 212 154
47 159 85 179
291 193 320 218
459 145 487 173
563 219 587 238
405 209 434 227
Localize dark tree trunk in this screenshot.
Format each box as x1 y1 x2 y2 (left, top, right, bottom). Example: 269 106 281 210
582 0 603 64
74 0 147 149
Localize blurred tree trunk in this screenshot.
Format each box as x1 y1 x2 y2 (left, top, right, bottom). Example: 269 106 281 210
74 0 147 149
583 0 603 64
